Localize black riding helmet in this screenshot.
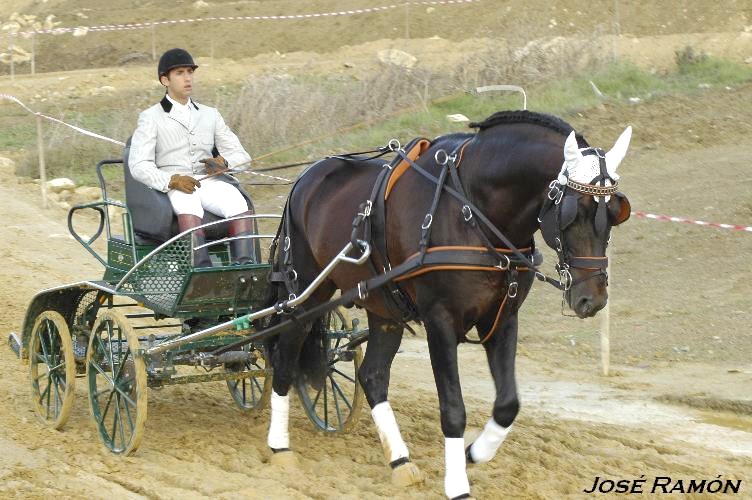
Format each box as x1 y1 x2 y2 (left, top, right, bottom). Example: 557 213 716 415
157 48 198 80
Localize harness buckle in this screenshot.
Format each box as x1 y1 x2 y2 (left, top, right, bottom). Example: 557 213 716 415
286 269 298 282
359 200 373 218
496 254 511 271
547 181 564 205
555 237 563 253
283 236 291 252
434 149 449 166
388 139 402 152
421 214 433 230
357 282 368 301
462 205 473 222
507 281 518 298
557 266 573 291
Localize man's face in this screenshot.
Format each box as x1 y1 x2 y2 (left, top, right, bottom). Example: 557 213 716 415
160 66 194 102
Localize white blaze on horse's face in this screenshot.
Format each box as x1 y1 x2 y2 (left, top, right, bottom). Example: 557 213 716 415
558 126 633 185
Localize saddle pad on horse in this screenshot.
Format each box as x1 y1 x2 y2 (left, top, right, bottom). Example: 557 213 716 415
384 138 432 200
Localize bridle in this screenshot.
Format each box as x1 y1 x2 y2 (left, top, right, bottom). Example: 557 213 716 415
537 147 619 292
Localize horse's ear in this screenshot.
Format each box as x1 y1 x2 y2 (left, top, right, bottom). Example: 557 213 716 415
605 126 632 179
563 131 581 166
608 192 631 226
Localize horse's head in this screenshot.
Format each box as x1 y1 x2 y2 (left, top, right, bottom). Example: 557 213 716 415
538 127 632 318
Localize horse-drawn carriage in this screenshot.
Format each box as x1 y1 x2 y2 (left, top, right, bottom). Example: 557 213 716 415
9 150 367 455
9 109 633 499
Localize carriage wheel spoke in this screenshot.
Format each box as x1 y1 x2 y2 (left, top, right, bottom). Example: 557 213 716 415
122 392 135 430
323 378 329 428
114 393 127 448
114 386 137 408
98 387 117 430
38 328 50 364
52 375 64 414
330 377 343 429
38 377 51 408
47 361 65 374
330 375 353 412
332 367 356 384
89 359 115 387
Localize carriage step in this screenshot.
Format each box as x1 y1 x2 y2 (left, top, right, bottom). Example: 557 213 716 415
8 332 21 358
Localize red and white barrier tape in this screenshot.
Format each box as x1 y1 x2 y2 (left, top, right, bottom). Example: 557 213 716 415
10 1 480 37
631 211 752 233
1 93 127 146
0 93 292 183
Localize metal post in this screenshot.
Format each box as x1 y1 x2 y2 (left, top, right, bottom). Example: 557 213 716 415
612 0 621 60
9 33 14 80
31 33 35 75
600 246 611 376
405 3 410 39
36 115 48 208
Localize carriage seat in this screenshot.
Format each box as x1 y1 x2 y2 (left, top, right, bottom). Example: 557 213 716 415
123 137 256 245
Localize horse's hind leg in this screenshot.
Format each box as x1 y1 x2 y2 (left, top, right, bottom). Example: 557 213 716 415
466 311 520 465
266 319 308 466
358 312 424 487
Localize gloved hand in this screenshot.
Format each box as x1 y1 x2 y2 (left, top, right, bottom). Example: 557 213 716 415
199 155 229 174
168 174 201 193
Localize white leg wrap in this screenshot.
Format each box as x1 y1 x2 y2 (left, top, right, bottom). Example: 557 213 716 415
267 391 290 450
469 419 511 464
371 402 409 462
445 437 470 499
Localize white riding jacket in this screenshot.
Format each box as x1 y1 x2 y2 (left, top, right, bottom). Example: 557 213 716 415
128 95 251 192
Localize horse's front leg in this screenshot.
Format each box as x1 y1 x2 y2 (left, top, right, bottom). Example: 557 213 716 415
466 311 520 465
358 312 424 487
424 307 471 499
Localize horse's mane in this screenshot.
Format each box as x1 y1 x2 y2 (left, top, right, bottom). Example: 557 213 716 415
469 110 588 146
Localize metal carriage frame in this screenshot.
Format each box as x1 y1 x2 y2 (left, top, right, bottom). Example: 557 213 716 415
10 157 369 455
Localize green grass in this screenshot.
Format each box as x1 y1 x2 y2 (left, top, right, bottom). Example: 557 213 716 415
6 55 752 186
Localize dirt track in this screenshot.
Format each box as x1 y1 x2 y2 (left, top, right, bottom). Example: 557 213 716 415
0 128 751 498
1 6 752 496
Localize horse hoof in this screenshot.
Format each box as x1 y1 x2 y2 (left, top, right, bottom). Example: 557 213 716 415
391 461 424 487
269 450 299 467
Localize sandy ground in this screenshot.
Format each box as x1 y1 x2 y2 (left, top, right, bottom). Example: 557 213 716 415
1 108 751 498
1 13 751 498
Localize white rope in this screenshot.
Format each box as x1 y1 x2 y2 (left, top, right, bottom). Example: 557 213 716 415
0 94 293 182
9 1 480 37
0 93 126 146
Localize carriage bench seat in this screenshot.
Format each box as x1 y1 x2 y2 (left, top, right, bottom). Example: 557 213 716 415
123 137 256 246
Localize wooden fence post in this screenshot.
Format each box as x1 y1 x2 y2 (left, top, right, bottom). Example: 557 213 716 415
36 115 48 208
600 245 612 375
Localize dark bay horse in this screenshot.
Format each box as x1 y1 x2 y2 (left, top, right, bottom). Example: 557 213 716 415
264 111 632 498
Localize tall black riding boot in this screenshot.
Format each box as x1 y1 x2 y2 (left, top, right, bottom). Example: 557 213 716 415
229 211 257 265
177 214 213 268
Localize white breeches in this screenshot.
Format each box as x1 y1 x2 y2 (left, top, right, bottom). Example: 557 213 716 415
167 176 248 218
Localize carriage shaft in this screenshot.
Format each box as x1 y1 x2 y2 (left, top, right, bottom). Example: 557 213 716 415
143 240 370 357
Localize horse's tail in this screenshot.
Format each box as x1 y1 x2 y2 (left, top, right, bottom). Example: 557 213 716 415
297 316 328 391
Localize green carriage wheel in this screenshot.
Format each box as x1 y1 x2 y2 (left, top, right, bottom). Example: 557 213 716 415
29 310 76 430
296 310 364 434
86 310 147 455
226 344 272 411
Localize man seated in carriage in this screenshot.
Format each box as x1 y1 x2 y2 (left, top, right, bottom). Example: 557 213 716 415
128 48 255 267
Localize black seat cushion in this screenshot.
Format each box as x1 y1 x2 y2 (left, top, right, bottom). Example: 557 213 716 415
123 136 256 244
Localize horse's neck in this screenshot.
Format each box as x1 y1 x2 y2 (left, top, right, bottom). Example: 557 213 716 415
461 134 562 245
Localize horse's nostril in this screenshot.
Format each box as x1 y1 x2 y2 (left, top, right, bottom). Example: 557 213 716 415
576 297 592 315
